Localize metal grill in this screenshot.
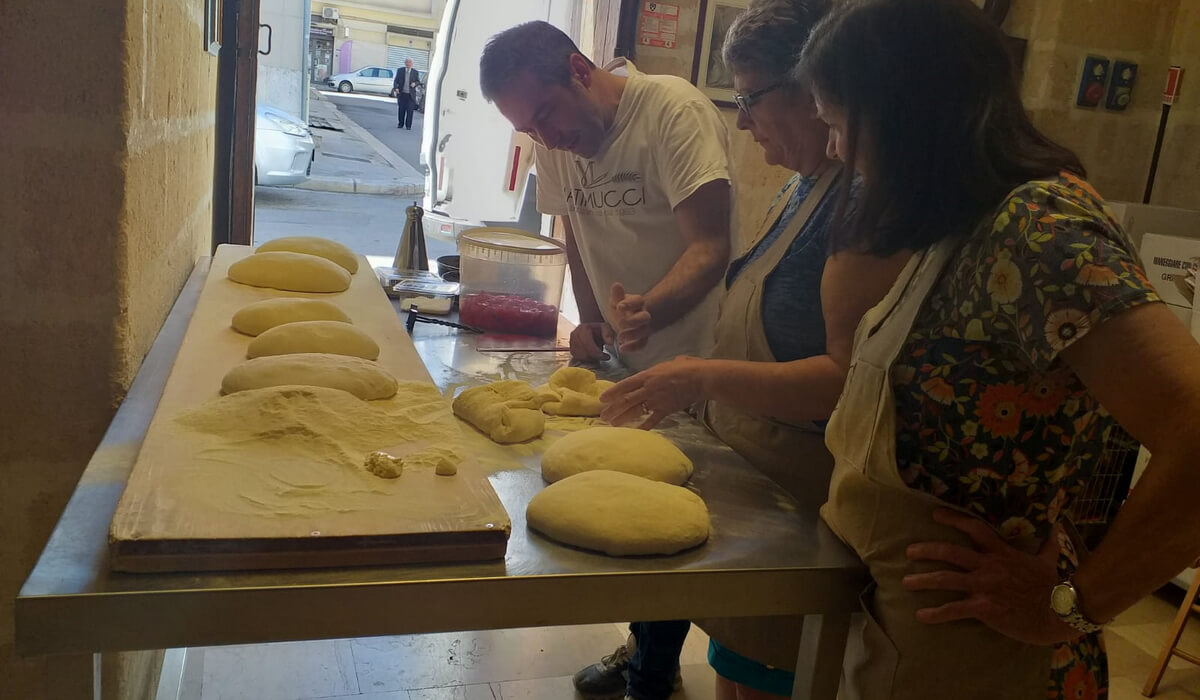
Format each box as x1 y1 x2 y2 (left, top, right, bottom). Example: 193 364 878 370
1069 423 1140 535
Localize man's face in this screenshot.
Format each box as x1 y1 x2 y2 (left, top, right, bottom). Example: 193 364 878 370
405 59 413 69
492 66 607 159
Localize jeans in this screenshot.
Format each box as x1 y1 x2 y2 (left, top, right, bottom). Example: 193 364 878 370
627 620 690 700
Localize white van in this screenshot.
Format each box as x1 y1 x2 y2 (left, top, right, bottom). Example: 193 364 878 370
418 0 585 241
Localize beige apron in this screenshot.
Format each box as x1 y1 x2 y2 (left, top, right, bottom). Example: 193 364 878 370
822 237 1050 700
695 165 839 672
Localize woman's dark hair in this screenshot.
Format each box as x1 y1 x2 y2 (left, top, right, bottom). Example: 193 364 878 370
796 0 1085 255
723 0 830 83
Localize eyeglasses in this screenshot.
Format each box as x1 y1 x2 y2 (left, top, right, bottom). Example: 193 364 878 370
733 82 785 116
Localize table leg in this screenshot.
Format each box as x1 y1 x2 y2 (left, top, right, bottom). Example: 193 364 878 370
45 652 100 700
792 613 850 700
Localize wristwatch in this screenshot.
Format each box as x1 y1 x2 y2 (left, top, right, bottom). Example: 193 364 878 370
1050 580 1104 634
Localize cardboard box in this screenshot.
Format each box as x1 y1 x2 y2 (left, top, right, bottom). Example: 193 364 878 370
1138 233 1200 326
1108 201 1200 251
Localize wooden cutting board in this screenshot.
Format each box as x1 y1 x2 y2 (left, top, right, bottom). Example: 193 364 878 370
109 245 510 573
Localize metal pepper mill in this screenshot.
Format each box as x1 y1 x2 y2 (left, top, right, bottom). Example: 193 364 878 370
393 202 429 272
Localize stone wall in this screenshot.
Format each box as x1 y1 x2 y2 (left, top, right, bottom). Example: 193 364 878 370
259 0 309 118
0 0 217 696
1152 0 1200 209
1004 0 1198 208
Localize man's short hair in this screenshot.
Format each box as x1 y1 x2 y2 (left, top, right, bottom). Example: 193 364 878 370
480 21 595 101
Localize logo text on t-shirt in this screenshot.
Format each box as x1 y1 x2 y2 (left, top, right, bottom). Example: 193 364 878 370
564 160 645 216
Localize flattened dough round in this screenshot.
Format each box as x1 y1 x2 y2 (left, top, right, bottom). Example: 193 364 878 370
222 353 397 399
228 251 351 293
541 427 693 485
527 470 710 556
247 320 380 360
231 298 351 336
256 236 360 273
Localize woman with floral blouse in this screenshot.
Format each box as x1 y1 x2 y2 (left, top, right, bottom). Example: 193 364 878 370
795 0 1200 698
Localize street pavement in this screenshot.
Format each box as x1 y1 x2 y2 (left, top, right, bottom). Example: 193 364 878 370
322 91 424 173
299 89 422 196
254 186 455 269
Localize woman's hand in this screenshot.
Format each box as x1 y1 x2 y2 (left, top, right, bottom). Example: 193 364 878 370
599 356 709 429
903 509 1081 646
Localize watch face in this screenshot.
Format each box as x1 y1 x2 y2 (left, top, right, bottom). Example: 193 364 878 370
1051 584 1075 615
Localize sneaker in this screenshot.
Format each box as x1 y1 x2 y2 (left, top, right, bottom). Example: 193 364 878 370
573 637 683 700
574 639 634 700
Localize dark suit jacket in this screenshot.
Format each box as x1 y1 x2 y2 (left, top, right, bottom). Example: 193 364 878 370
393 67 422 94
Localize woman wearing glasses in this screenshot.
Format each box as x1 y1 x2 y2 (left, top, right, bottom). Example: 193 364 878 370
597 1 906 698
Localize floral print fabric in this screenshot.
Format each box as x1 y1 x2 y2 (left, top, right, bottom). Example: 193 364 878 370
890 173 1160 698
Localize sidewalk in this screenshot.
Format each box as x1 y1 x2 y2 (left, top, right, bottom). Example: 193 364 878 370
301 89 424 196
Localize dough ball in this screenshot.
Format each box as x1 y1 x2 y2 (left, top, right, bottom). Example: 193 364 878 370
231 298 351 336
541 427 693 485
453 381 547 443
256 236 360 273
228 251 351 293
222 353 397 400
527 470 710 556
247 320 380 360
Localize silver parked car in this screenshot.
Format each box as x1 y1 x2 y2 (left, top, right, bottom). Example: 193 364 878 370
327 66 395 95
254 105 315 186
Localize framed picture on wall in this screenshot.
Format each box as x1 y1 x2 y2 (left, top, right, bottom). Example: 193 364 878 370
691 0 750 107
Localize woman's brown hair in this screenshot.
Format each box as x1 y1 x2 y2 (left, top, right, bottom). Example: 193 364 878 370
797 0 1085 255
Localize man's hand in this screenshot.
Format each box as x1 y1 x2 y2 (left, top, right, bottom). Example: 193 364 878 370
608 283 654 353
903 509 1081 646
569 322 615 362
599 355 707 429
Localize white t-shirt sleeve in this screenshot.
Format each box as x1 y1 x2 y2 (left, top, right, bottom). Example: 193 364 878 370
658 101 731 209
534 144 568 216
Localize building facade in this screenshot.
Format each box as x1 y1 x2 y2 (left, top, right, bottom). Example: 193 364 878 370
310 0 447 82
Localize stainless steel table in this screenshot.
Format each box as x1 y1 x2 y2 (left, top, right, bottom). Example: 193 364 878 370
16 260 867 700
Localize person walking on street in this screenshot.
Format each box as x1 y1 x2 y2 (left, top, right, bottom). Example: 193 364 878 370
393 59 421 130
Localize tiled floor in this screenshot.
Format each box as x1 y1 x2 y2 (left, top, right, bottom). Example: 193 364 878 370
180 593 1199 700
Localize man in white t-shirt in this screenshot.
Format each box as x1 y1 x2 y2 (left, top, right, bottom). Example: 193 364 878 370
479 21 733 372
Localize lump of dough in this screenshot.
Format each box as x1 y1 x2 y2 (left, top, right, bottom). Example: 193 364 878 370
452 381 547 443
364 451 404 479
540 367 616 417
363 447 460 479
222 353 397 400
527 470 710 556
549 366 596 391
541 426 693 485
231 298 351 336
228 251 351 293
247 320 380 360
256 236 360 273
542 388 602 417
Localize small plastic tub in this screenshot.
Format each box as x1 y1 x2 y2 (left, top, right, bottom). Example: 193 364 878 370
458 228 565 337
